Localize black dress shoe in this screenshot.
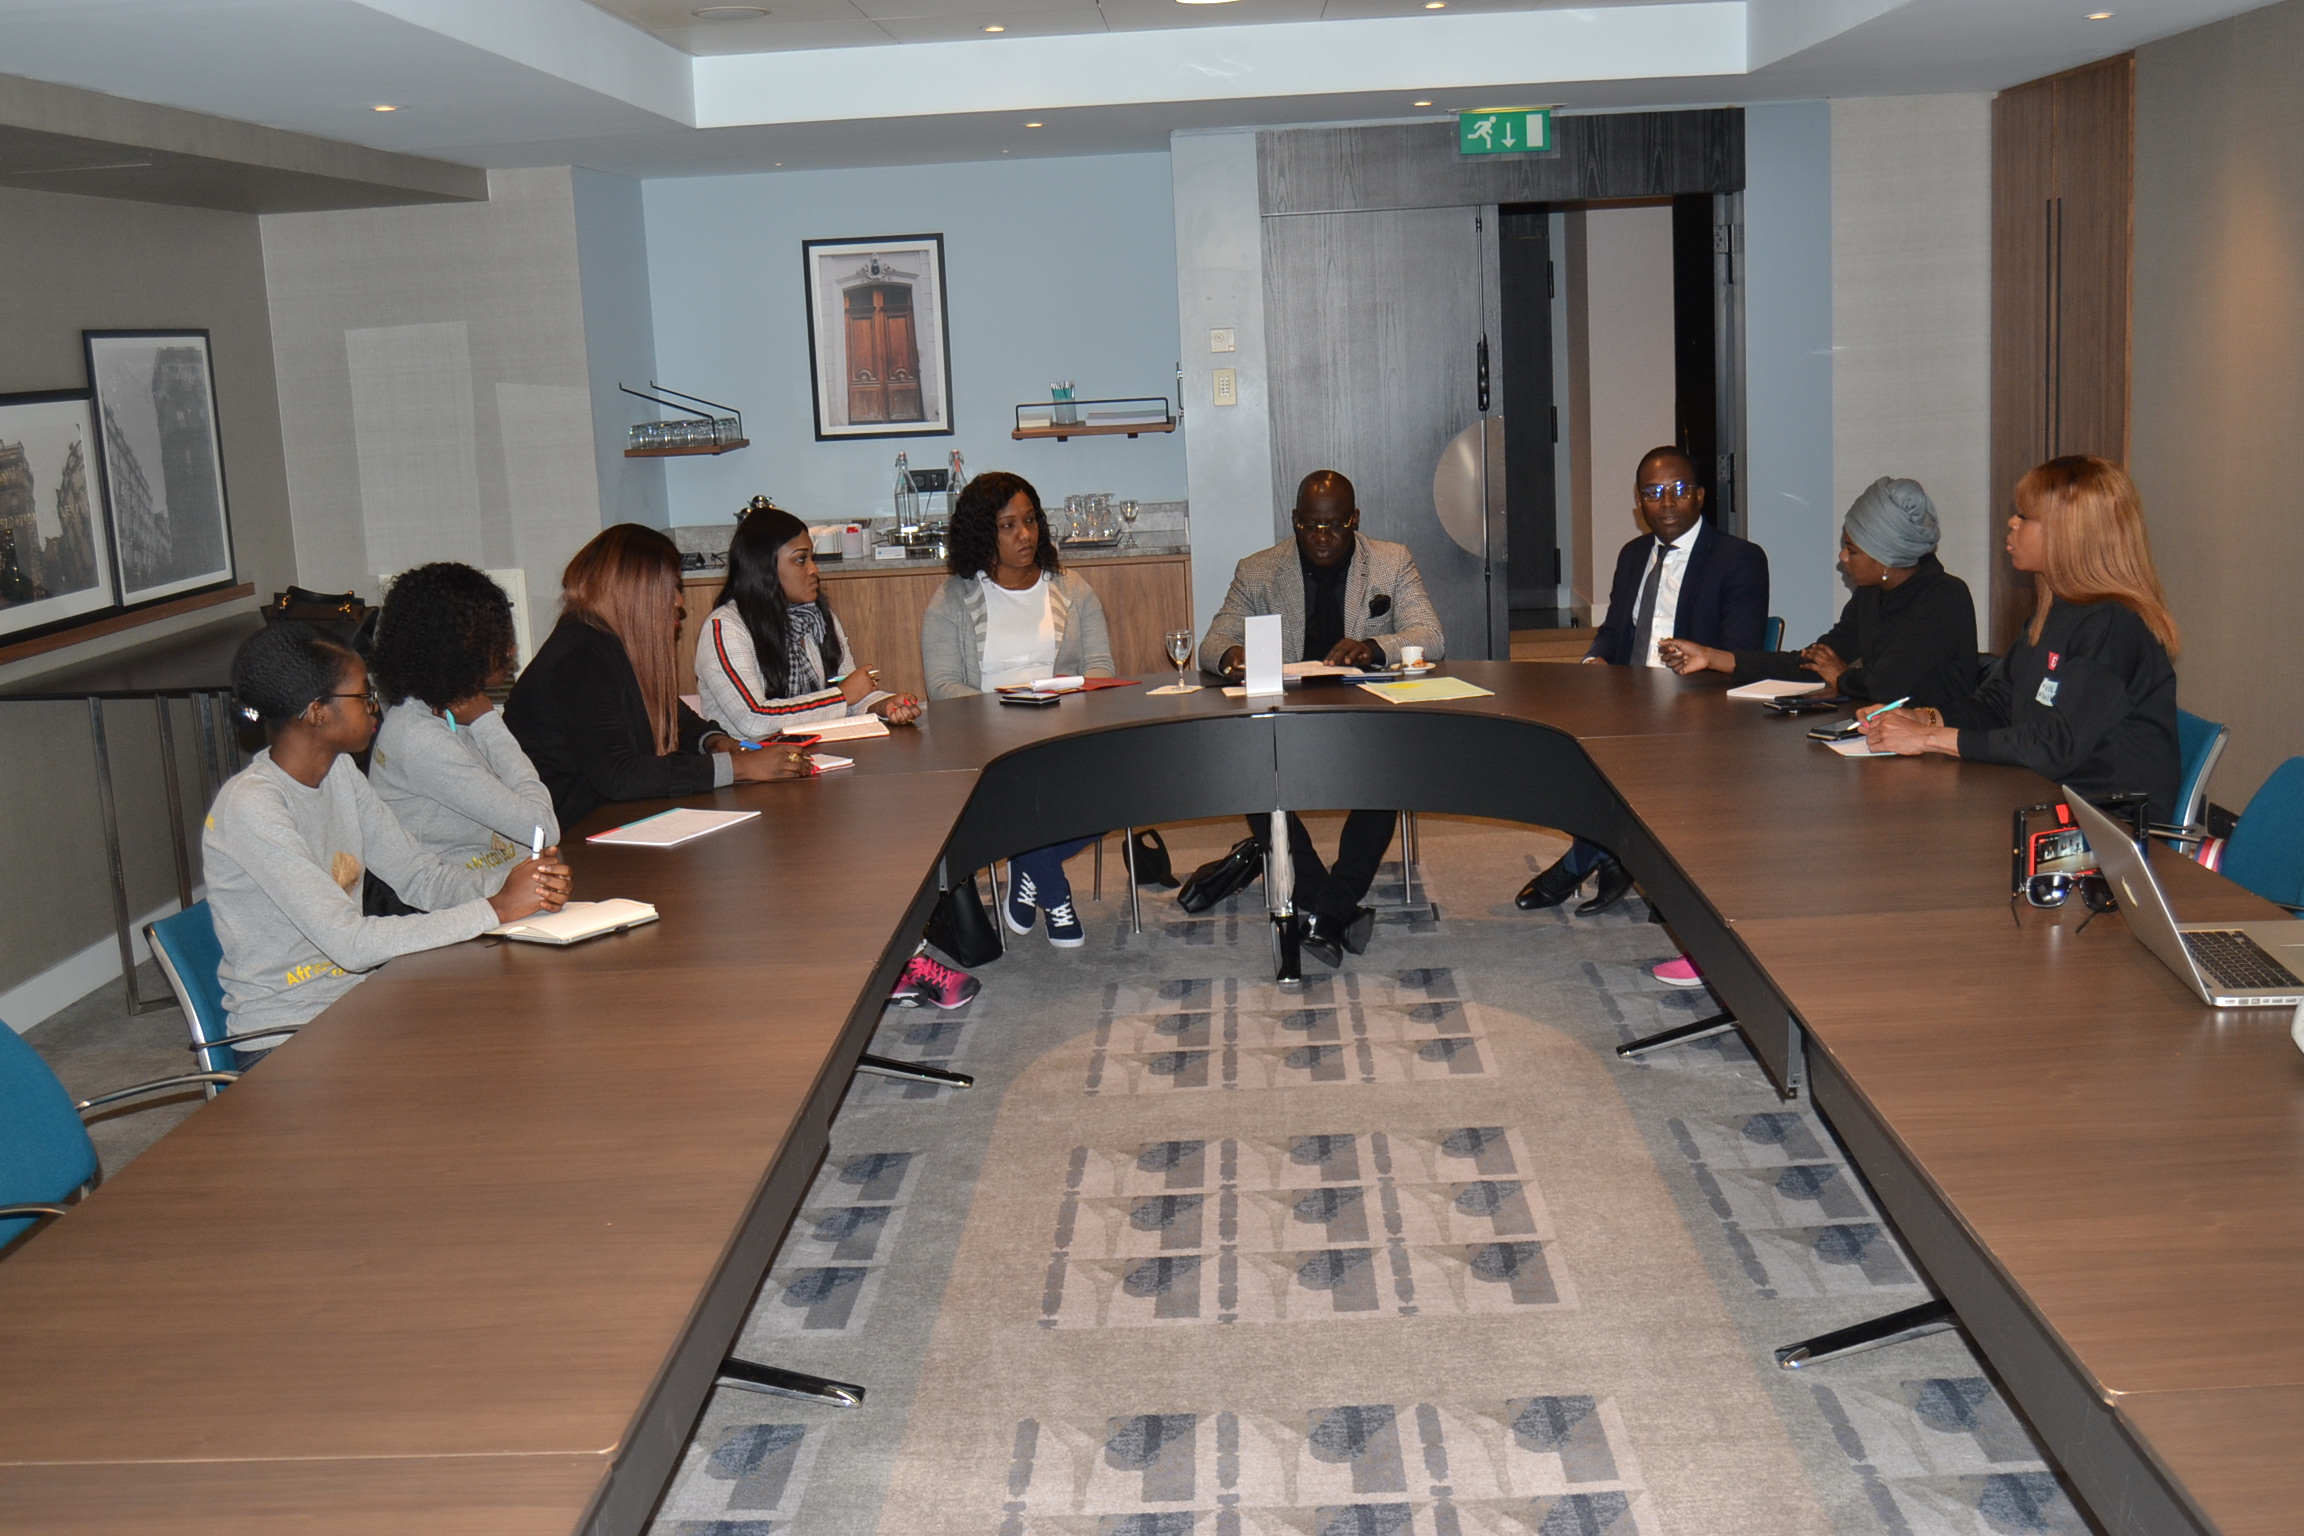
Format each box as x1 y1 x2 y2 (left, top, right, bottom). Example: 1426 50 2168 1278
1576 857 1634 916
1334 906 1375 956
1298 912 1343 968
1515 857 1585 910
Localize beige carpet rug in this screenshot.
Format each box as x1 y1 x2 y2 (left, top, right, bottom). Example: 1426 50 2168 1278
649 816 2097 1536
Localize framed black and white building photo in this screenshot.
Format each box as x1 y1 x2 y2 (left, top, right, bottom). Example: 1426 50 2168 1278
802 234 954 440
0 389 116 642
85 329 236 608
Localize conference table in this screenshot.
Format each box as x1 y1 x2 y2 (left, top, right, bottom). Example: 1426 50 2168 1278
1 662 2298 1535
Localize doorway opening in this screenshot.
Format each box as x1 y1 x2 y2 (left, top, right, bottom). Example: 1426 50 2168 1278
1498 194 1733 636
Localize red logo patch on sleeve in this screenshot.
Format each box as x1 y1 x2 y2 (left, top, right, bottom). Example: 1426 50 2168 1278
2046 651 2060 671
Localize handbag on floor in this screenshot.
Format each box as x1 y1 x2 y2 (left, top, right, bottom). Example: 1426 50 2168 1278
1130 828 1180 890
924 872 1002 967
1177 836 1262 914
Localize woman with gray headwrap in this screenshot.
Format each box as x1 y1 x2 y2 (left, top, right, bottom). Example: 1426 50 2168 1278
1659 476 1979 708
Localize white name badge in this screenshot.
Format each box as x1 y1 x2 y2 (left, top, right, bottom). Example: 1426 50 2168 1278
2036 678 2060 707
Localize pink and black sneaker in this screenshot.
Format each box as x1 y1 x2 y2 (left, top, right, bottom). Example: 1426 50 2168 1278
889 953 981 1010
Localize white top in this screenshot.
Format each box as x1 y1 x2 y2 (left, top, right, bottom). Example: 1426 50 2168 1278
1632 520 1705 668
977 573 1056 689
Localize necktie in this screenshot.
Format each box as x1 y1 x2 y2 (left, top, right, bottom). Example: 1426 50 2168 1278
1629 539 1673 667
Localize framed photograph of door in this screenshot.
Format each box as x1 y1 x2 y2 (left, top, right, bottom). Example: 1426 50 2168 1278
802 234 954 440
0 389 118 643
84 329 237 609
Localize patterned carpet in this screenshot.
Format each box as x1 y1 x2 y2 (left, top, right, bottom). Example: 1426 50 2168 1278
647 816 2100 1536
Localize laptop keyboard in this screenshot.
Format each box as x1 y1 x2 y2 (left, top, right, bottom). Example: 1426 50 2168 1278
2182 930 2303 991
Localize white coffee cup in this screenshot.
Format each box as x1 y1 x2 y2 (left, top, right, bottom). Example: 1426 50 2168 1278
841 525 866 560
1401 645 1425 667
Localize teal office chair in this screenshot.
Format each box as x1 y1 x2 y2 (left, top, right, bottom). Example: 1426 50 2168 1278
0 1019 235 1254
2172 709 2229 834
148 902 297 1092
2216 757 2304 911
1762 616 1785 651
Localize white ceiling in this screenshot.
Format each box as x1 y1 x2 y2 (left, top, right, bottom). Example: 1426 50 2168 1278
0 0 2282 176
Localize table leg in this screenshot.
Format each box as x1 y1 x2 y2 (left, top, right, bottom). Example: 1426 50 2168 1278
715 1357 866 1407
1268 808 1300 985
155 696 193 912
855 1054 974 1089
190 693 216 825
1775 1298 1957 1369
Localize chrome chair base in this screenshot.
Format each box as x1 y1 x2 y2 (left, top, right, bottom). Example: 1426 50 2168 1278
716 1357 866 1407
1616 1010 1738 1058
855 1053 974 1089
1775 1299 1957 1370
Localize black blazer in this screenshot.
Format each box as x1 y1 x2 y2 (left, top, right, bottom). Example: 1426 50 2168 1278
1586 521 1770 664
504 615 723 829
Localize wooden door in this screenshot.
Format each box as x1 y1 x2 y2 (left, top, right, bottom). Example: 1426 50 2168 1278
844 284 924 425
1988 55 2133 648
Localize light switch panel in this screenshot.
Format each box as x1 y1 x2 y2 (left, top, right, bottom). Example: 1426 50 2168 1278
1212 368 1238 406
1209 327 1237 353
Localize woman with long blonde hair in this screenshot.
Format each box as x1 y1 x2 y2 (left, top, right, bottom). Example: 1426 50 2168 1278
1864 457 2181 821
505 524 810 828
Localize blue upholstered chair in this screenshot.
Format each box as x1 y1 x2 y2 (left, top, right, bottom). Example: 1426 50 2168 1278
2218 757 2304 912
2173 710 2230 835
0 1020 235 1255
148 902 298 1092
1762 616 1785 652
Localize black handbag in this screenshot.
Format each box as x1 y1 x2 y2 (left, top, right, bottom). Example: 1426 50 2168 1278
1130 828 1180 890
924 872 1003 967
262 586 379 654
1176 836 1263 914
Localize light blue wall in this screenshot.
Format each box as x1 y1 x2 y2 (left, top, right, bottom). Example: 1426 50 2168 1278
641 154 1187 531
572 168 669 529
1741 101 1837 645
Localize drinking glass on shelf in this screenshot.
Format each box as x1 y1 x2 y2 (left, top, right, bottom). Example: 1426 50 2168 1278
1119 499 1140 548
1153 627 1200 694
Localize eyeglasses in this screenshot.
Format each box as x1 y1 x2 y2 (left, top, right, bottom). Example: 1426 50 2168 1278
328 688 381 714
2023 871 2115 910
1636 480 1696 503
1293 514 1358 535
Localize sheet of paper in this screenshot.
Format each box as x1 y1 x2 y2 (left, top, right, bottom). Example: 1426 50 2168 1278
487 899 659 944
811 754 854 773
1243 612 1284 697
1355 676 1497 704
1282 661 1364 679
586 808 760 847
1725 678 1825 700
1825 736 1896 758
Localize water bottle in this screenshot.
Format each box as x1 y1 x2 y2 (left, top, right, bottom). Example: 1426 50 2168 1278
947 450 966 496
893 451 915 530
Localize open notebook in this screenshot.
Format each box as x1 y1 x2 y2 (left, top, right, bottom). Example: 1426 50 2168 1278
488 899 659 946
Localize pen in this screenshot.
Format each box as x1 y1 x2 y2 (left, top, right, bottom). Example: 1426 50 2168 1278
1862 697 1911 724
531 825 545 860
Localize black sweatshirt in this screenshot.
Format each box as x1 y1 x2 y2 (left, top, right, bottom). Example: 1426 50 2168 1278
504 615 729 829
1729 553 1979 709
1940 597 2180 823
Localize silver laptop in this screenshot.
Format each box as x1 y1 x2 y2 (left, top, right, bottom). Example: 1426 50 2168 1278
2066 789 2304 1007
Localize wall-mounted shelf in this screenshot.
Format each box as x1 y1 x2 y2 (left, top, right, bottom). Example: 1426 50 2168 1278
1013 396 1177 442
625 439 749 458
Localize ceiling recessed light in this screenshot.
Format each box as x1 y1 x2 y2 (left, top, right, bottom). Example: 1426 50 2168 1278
983 22 1005 30
1424 3 1446 9
372 103 399 112
1413 100 1432 107
692 5 770 17
1174 0 1243 7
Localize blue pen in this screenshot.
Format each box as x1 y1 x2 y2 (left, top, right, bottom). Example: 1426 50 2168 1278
1862 697 1911 724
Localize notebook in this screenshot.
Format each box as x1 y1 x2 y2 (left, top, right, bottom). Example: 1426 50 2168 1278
587 808 759 847
1726 678 1826 700
1355 677 1495 704
804 715 889 743
2066 790 2304 1006
488 899 659 945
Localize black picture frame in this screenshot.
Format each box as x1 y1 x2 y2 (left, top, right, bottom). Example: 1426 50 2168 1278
84 329 237 613
802 233 955 441
0 388 119 645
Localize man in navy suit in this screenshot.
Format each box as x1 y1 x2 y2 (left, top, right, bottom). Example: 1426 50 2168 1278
1518 444 1770 916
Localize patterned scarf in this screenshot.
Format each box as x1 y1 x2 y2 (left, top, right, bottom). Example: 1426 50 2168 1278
785 603 828 696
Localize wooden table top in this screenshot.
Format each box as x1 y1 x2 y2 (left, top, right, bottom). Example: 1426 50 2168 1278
3 662 2294 1532
2116 1388 2304 1536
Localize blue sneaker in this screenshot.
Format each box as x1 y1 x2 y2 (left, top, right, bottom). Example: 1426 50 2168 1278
1004 866 1038 935
1045 896 1086 948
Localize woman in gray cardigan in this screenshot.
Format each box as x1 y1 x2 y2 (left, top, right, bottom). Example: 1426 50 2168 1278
921 472 1113 947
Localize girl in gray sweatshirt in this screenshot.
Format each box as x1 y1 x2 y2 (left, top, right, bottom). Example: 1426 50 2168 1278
201 624 570 1052
366 563 558 877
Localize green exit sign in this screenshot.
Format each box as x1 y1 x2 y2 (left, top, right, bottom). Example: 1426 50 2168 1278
1457 107 1552 156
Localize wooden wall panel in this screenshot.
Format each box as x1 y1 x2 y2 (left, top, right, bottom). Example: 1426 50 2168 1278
1989 55 2134 649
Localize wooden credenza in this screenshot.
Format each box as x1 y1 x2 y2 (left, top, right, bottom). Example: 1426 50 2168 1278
679 551 1192 704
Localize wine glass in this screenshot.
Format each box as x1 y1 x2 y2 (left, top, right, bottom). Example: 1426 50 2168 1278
1162 628 1199 693
1120 499 1140 549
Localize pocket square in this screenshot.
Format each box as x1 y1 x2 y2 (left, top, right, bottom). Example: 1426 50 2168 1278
1368 594 1392 617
